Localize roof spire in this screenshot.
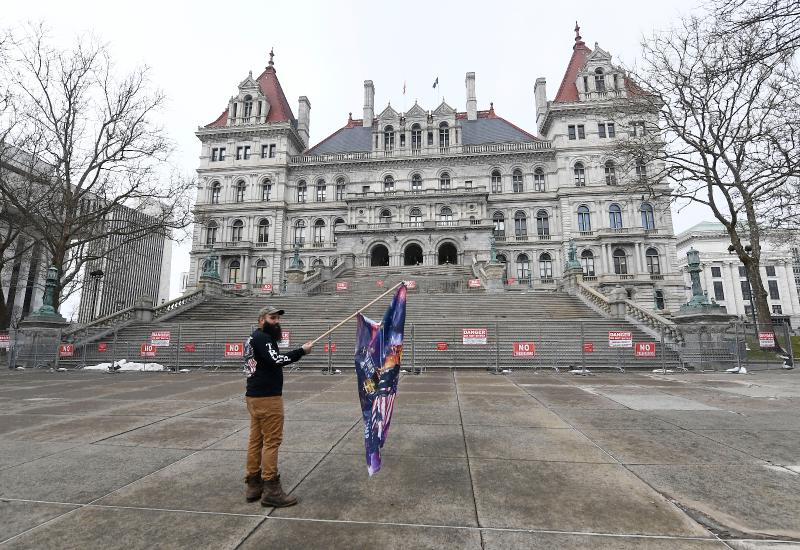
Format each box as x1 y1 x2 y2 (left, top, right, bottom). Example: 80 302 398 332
268 48 275 67
574 22 585 48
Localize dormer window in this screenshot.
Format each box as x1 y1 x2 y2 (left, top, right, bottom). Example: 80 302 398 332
384 126 395 150
411 124 422 152
439 122 450 148
243 95 253 121
594 68 606 92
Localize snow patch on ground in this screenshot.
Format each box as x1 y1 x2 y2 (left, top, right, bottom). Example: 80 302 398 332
83 359 165 372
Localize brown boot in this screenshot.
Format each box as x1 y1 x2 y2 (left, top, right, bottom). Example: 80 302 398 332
244 472 263 502
260 475 298 508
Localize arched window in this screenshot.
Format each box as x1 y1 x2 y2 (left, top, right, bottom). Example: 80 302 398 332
439 122 450 148
331 257 339 268
594 68 606 92
636 160 648 180
533 168 545 191
512 169 524 193
581 250 595 276
257 219 269 243
491 170 502 193
439 172 451 191
297 180 307 203
243 95 253 121
231 219 244 242
261 179 272 201
514 210 527 238
497 253 508 279
312 258 324 271
379 209 392 224
604 161 617 185
609 204 623 229
384 125 395 150
574 162 586 186
205 221 218 245
229 260 240 283
255 260 268 285
641 202 655 229
577 205 592 232
439 206 454 225
333 217 344 244
492 211 505 239
383 175 395 193
536 209 550 237
210 181 221 204
336 178 346 201
235 180 246 202
613 248 628 275
411 124 422 151
313 219 326 246
294 220 306 246
408 207 422 227
411 173 422 193
646 247 661 274
516 253 530 280
539 253 553 279
316 180 326 202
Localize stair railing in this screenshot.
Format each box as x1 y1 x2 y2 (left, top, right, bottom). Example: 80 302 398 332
152 288 206 321
576 282 612 316
623 299 683 343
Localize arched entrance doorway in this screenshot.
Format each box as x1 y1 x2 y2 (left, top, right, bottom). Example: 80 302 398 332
404 243 424 266
370 244 390 266
437 242 458 265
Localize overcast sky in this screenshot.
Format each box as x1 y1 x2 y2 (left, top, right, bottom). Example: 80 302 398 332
5 0 709 315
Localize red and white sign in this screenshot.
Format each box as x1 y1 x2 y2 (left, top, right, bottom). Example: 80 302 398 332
279 331 291 348
608 331 633 348
513 342 536 357
323 342 337 353
233 283 243 290
583 342 594 353
506 277 517 285
97 342 108 352
261 283 273 293
468 278 482 288
376 280 385 288
58 343 74 358
463 328 488 345
759 331 775 348
405 280 417 289
225 342 244 357
140 344 157 358
150 331 171 347
634 342 657 358
336 281 349 291
436 342 449 351
183 343 196 353
0 333 9 349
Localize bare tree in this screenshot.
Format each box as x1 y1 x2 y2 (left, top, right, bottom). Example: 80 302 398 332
0 25 193 314
611 14 800 337
715 0 800 59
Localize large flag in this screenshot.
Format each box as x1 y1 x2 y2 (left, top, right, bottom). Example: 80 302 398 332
355 284 407 476
432 77 438 89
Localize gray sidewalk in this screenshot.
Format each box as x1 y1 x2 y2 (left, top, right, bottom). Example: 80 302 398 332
0 368 799 549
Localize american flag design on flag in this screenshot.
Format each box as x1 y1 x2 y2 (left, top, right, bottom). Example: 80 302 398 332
355 284 407 476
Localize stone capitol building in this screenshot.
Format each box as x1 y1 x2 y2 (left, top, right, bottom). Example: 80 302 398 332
188 26 686 312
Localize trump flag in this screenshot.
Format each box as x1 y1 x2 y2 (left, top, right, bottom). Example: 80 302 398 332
355 284 407 476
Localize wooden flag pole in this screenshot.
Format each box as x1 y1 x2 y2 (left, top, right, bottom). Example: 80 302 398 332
310 281 405 346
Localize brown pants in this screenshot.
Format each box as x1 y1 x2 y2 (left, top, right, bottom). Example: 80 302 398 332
245 396 284 481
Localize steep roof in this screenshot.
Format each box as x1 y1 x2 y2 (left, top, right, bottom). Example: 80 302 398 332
204 58 296 128
306 109 538 156
554 23 593 103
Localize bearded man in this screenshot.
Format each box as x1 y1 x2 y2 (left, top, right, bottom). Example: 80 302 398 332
243 306 312 507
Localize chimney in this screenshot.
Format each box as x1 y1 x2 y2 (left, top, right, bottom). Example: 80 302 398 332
297 96 311 147
363 80 375 127
534 78 547 129
465 72 477 121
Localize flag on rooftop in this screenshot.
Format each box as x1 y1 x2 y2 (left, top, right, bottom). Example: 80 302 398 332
432 77 438 89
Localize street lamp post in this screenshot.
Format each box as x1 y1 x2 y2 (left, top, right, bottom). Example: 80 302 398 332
90 269 104 321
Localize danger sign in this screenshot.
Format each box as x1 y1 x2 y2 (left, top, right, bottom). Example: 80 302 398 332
59 343 74 358
97 342 108 352
150 331 171 347
759 331 775 348
436 342 449 351
608 331 632 348
512 342 536 357
140 344 157 358
468 278 482 288
225 343 243 357
463 328 488 345
279 331 290 348
336 281 349 291
183 343 196 353
261 284 273 293
634 342 657 358
583 342 594 353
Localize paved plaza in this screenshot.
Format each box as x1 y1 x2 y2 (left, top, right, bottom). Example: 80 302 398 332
0 368 799 549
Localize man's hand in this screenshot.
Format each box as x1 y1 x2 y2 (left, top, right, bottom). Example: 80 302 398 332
302 342 313 355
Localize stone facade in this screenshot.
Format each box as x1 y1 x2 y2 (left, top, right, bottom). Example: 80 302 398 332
189 29 686 313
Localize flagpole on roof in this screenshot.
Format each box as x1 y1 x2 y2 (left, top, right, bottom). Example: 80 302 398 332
310 281 406 345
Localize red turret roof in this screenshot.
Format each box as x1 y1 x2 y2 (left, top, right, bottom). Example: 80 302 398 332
204 57 296 128
554 23 593 103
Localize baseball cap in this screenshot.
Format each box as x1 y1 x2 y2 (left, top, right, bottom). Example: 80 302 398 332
259 306 285 317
